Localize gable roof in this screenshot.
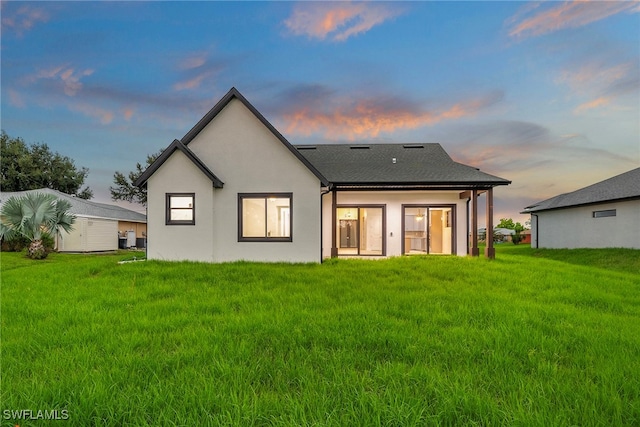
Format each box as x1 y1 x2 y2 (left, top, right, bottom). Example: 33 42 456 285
0 188 146 222
295 143 510 188
135 139 224 188
180 87 329 186
523 167 640 213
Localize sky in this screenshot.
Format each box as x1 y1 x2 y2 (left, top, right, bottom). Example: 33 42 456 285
2 1 639 224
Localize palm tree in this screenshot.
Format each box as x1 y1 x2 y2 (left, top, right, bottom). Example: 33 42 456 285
0 192 76 259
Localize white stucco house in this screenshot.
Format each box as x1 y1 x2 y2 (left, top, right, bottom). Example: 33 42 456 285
135 88 510 263
0 188 147 252
522 167 640 249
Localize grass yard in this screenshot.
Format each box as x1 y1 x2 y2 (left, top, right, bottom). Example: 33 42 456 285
1 246 639 426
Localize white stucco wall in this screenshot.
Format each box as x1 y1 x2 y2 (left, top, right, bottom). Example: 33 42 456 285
531 200 640 249
322 191 469 258
146 98 322 263
146 151 215 262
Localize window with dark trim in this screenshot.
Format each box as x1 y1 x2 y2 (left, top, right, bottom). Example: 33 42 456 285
238 193 292 242
336 205 386 256
166 193 195 225
593 209 616 218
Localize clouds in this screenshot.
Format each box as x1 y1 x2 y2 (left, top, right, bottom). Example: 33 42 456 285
284 2 404 42
271 84 503 140
1 4 49 37
173 52 226 92
30 66 95 96
507 0 639 39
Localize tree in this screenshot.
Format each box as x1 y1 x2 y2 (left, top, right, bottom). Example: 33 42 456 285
496 218 525 233
496 218 526 245
0 131 93 199
110 150 162 206
0 192 76 259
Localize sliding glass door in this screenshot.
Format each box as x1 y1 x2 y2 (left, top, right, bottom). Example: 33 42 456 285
337 206 385 256
403 206 454 255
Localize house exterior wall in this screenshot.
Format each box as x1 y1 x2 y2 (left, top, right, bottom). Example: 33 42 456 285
322 190 469 258
58 217 118 252
146 151 215 262
146 98 322 263
531 199 640 249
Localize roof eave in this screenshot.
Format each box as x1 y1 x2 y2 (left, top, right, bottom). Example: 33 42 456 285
135 139 224 188
522 195 640 214
330 180 511 190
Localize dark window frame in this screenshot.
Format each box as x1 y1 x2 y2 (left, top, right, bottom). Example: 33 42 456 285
238 193 293 242
592 209 616 218
166 193 195 225
401 204 456 255
335 204 386 256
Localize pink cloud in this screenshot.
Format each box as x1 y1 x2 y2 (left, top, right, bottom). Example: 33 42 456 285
68 102 114 125
32 66 94 96
281 92 502 140
557 62 633 94
123 108 135 121
284 2 403 42
574 96 612 113
8 89 26 108
1 4 49 36
507 1 639 39
173 71 213 91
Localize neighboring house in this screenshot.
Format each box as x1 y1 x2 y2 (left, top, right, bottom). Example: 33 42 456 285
522 167 640 249
135 87 510 263
494 227 516 242
0 188 147 252
520 229 532 244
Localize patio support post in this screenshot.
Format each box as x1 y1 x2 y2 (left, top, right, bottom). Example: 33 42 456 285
470 189 479 256
485 187 495 259
331 189 338 258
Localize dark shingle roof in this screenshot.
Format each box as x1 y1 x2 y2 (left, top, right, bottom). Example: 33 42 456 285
0 188 146 222
295 143 510 187
523 167 640 213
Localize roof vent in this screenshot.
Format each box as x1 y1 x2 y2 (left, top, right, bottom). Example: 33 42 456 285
403 144 424 149
296 145 316 150
392 158 397 164
349 145 370 149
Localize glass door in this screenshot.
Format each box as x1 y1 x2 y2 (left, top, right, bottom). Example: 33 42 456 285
404 206 453 255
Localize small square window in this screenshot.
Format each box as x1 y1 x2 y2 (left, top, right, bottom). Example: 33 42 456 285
166 193 195 225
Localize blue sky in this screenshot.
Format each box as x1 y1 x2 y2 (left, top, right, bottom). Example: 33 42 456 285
2 1 639 223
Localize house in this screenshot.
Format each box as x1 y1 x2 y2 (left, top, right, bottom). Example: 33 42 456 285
522 167 640 249
135 87 510 263
493 227 516 242
0 188 147 252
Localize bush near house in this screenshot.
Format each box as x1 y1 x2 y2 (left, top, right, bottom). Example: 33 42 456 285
2 246 639 426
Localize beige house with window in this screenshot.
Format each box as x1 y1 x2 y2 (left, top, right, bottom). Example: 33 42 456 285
136 88 510 263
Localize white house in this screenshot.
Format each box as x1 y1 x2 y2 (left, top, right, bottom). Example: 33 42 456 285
0 188 147 252
522 167 640 249
136 88 510 263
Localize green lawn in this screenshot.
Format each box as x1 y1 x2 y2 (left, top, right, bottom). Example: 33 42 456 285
1 246 639 426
